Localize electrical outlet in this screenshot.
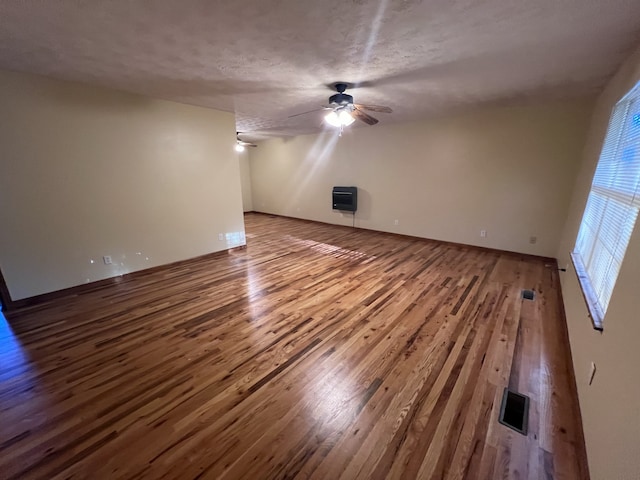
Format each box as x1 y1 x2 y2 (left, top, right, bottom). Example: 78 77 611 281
480 230 487 238
103 255 112 265
394 219 399 225
529 236 537 244
218 233 224 241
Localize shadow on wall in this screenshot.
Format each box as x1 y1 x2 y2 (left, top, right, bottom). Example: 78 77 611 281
356 187 372 221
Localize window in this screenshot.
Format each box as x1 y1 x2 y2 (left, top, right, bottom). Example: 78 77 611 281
572 82 640 330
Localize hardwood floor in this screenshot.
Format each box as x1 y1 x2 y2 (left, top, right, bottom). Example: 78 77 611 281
0 213 587 479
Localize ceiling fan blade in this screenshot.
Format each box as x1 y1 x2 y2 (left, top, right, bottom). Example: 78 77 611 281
236 132 258 147
354 103 392 114
352 107 379 125
288 107 331 119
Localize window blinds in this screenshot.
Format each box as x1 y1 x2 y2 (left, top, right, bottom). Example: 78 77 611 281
573 83 640 327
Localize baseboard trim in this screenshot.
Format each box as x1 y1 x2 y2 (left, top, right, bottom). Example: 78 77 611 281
4 211 554 317
246 211 556 263
555 267 591 480
2 245 247 317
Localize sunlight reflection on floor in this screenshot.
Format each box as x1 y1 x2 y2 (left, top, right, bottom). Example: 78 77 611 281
285 235 374 261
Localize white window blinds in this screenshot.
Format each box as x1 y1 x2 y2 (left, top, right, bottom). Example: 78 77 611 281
572 82 640 329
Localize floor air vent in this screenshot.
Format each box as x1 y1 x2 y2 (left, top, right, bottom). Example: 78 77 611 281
498 388 529 435
522 289 535 300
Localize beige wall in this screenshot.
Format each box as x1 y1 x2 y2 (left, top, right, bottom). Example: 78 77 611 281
0 70 245 301
238 150 254 211
250 100 592 257
557 45 640 480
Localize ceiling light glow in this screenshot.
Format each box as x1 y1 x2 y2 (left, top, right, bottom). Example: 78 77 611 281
325 110 355 127
324 111 341 127
235 143 245 152
339 110 355 126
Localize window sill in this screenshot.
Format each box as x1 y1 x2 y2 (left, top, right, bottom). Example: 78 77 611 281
570 253 604 331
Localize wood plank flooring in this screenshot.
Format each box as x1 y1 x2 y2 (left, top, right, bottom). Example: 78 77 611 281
0 213 588 479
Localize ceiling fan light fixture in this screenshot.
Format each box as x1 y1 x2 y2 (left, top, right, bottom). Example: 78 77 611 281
235 143 245 152
325 109 355 127
339 110 355 126
292 84 391 129
324 110 341 127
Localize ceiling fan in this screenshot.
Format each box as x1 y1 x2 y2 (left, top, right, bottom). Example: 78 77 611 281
289 83 392 128
235 132 257 152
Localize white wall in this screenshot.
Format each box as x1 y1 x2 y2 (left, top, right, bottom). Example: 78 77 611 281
0 69 246 301
556 44 640 480
250 100 592 257
238 150 254 211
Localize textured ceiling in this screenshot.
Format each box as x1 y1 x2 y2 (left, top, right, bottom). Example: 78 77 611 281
1 0 640 141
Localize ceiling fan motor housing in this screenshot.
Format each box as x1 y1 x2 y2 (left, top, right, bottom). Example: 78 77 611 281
329 92 353 106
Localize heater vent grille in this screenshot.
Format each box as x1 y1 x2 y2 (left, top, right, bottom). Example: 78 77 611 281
499 388 530 435
522 289 535 300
